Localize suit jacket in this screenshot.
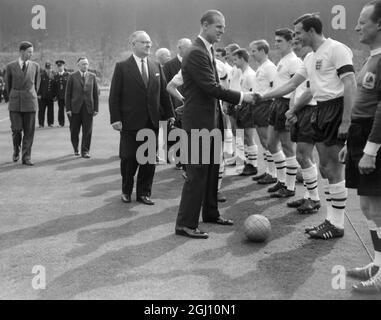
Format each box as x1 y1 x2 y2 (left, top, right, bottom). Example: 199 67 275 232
53 71 70 100
5 60 40 112
65 71 99 114
163 56 183 109
38 70 55 100
109 55 174 131
181 37 241 132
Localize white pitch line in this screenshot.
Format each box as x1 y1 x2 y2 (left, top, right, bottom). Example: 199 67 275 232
0 117 9 122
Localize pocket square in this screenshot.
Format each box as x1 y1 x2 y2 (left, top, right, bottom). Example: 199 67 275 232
155 73 160 77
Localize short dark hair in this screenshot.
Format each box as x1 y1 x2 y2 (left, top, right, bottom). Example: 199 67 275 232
250 39 270 54
215 48 227 57
19 41 33 51
225 43 240 53
200 10 223 25
366 1 381 22
293 13 323 35
232 48 249 63
275 28 294 41
77 56 88 63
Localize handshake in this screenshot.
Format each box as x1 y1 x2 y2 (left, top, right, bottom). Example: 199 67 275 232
242 92 263 105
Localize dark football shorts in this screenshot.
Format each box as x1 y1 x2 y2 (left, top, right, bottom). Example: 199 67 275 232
290 105 316 144
311 97 345 146
268 97 290 131
346 118 381 196
252 100 272 128
236 102 255 128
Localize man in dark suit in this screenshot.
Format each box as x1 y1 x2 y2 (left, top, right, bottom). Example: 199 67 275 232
5 41 40 166
53 60 70 127
175 10 254 239
163 38 192 109
65 57 99 158
37 61 55 128
109 31 175 205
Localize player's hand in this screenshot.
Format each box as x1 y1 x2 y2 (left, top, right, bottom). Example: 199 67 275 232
285 110 297 125
66 111 72 117
338 121 350 141
338 145 347 164
112 121 122 131
243 92 254 104
358 153 376 175
93 111 98 117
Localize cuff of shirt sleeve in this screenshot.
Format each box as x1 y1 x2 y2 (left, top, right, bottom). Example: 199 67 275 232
238 92 244 105
111 121 122 126
363 141 381 156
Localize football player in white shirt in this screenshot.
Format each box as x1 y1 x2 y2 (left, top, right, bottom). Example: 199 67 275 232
286 38 321 214
231 48 259 176
249 39 278 185
266 28 302 199
255 14 356 240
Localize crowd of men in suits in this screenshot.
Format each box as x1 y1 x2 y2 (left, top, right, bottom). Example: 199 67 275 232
2 1 381 294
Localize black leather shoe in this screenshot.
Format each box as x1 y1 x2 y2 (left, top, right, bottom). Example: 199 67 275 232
74 150 80 156
22 159 34 166
217 191 227 203
13 152 20 162
137 196 155 205
121 194 131 203
204 217 234 225
175 227 209 239
82 152 91 159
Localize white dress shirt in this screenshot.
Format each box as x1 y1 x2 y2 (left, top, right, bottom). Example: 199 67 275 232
133 54 149 81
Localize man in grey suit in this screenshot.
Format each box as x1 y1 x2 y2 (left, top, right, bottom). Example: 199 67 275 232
5 41 40 166
65 57 99 158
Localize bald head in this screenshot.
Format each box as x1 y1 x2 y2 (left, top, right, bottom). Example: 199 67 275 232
177 38 192 57
155 48 171 66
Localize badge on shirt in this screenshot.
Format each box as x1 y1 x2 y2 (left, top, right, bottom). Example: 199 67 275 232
362 71 376 89
315 59 323 70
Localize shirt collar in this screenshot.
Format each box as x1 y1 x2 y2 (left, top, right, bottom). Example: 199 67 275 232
370 47 381 57
177 54 183 63
19 58 28 68
198 35 213 56
133 54 147 66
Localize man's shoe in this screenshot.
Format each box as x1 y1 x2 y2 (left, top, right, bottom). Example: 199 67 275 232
204 216 234 225
305 219 330 234
252 172 267 181
287 198 307 208
121 194 131 203
137 195 155 205
217 191 227 203
38 125 44 128
240 163 258 176
347 263 380 281
308 220 344 239
267 181 285 193
297 199 321 214
352 272 381 294
48 124 53 127
22 159 34 166
12 152 20 162
270 187 295 198
257 174 278 185
175 227 209 239
82 152 91 159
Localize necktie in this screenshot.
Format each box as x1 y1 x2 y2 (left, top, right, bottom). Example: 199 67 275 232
81 73 85 85
22 61 26 72
141 59 148 87
210 47 219 84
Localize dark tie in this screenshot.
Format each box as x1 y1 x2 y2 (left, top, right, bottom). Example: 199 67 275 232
81 73 85 86
141 59 148 87
22 61 26 72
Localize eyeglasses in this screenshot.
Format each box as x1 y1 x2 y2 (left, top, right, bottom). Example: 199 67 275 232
136 41 152 45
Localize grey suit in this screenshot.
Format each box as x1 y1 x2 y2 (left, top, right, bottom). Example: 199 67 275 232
65 71 99 154
5 60 40 161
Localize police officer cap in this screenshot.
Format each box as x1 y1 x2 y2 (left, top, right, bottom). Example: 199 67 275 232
55 60 65 66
